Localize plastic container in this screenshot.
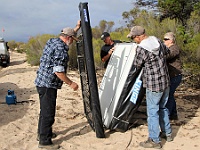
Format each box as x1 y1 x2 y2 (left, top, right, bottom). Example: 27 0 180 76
6 90 17 105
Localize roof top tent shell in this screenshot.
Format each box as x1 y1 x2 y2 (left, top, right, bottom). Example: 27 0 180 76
99 43 145 132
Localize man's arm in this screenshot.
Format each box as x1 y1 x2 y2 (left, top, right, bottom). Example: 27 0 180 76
101 47 115 62
55 72 78 91
74 20 81 32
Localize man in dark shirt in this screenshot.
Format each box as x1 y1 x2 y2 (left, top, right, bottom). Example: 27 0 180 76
100 32 121 68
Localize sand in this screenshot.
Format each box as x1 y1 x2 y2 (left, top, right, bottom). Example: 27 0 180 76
0 51 200 150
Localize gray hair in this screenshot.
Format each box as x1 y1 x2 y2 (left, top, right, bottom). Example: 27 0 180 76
164 32 176 43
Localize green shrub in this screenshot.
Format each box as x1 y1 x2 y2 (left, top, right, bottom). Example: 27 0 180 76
25 34 56 66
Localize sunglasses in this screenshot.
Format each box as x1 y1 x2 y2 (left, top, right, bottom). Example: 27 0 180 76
163 38 170 41
130 36 136 40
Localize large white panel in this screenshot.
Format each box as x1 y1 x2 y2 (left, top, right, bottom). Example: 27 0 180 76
99 43 137 128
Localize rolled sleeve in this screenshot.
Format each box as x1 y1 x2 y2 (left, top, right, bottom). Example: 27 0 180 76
53 66 65 73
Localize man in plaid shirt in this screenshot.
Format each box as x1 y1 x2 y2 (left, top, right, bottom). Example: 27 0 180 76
127 26 172 149
35 21 80 149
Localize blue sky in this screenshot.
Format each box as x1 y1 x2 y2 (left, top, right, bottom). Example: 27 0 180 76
0 0 134 42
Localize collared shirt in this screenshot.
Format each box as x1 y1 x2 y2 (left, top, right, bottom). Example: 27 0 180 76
35 38 69 89
133 41 170 92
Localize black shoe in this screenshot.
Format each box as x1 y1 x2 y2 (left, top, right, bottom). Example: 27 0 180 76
160 132 173 142
37 132 57 141
38 143 60 149
139 138 162 149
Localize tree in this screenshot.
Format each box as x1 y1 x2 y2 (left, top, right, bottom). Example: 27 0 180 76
134 0 158 11
132 0 200 27
107 21 115 33
99 20 107 33
158 0 200 26
122 8 141 28
187 2 200 35
92 27 102 39
99 20 115 33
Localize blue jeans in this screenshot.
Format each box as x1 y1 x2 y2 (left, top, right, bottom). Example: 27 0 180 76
166 75 182 117
146 87 172 143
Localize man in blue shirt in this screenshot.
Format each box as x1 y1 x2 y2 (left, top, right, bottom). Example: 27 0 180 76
35 21 80 149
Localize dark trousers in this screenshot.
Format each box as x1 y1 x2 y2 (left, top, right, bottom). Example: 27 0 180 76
166 74 182 117
36 86 57 145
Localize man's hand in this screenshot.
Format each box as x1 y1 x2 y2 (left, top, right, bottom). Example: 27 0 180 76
108 47 115 55
70 82 79 91
55 72 79 91
76 20 81 28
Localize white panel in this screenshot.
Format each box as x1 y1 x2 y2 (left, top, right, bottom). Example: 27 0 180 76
99 43 137 128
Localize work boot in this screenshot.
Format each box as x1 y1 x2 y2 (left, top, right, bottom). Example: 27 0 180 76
160 132 173 142
139 138 162 149
38 143 60 149
37 132 57 141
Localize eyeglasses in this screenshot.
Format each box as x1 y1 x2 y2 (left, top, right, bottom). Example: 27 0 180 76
163 38 170 41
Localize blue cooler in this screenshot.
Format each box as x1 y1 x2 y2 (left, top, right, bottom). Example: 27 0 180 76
6 90 17 105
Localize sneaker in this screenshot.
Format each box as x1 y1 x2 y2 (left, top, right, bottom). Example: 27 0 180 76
139 138 162 149
38 143 60 149
37 132 57 141
160 132 173 142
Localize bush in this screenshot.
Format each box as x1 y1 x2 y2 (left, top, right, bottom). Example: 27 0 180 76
25 34 56 66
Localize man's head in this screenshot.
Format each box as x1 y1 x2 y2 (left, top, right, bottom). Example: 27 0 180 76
60 27 78 45
127 26 145 43
101 32 112 45
164 32 175 43
101 32 110 40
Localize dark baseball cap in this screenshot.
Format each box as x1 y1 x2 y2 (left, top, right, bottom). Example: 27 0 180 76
101 32 110 40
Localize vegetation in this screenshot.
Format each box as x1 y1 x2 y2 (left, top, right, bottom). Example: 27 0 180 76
24 34 57 66
158 0 199 26
8 0 200 88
